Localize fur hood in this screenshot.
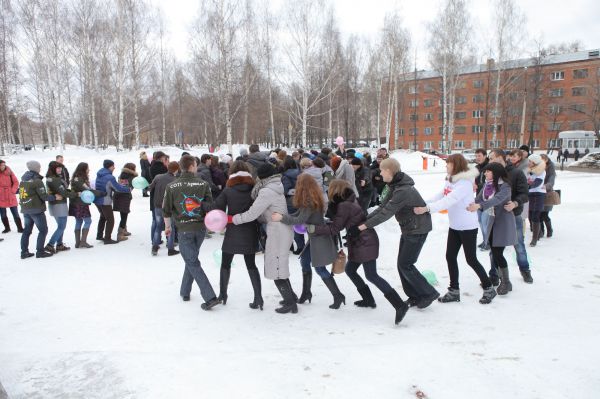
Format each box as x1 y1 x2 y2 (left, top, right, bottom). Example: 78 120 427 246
227 172 255 187
120 167 138 177
449 165 479 183
529 160 546 175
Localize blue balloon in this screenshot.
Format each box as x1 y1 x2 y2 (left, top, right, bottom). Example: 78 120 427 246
355 152 364 159
80 190 95 204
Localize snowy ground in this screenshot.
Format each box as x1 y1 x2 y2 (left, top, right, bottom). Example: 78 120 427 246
0 147 599 398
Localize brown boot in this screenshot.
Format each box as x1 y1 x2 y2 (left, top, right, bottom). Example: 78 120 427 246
117 227 128 242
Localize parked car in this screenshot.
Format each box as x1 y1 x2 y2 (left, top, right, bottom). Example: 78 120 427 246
425 150 449 160
461 149 477 163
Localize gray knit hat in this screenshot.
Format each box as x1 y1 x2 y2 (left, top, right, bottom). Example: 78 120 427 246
26 160 41 173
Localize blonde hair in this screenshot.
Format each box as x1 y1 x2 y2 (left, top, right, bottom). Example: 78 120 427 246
299 158 313 169
379 158 400 174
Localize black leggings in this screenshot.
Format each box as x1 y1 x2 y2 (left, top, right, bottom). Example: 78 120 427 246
489 229 508 269
119 212 128 229
446 228 491 290
221 252 258 270
96 205 114 239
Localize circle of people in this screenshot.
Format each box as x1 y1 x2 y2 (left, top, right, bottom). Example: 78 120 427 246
0 143 556 324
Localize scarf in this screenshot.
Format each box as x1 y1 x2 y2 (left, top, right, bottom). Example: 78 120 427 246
251 174 280 200
483 180 496 201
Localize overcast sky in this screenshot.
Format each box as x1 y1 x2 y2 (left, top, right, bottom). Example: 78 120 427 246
156 0 600 68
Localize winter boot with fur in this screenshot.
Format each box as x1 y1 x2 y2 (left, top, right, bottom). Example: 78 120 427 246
117 227 128 242
497 267 513 295
479 286 497 304
354 285 376 308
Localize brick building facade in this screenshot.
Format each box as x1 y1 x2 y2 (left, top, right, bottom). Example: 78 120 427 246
388 49 600 151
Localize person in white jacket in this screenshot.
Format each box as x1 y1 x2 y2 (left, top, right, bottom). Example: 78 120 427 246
414 154 496 305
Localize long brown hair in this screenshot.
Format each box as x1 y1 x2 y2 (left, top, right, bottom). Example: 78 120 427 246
293 174 325 212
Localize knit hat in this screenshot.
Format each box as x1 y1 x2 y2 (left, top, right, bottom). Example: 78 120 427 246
239 148 249 157
103 159 115 169
528 153 542 165
26 160 41 173
257 163 275 179
350 157 363 166
221 154 232 164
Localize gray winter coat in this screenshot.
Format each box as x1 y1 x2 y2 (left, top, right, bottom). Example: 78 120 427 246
476 182 516 247
302 166 328 205
543 160 557 212
281 207 337 267
233 175 293 280
334 159 358 195
148 172 177 209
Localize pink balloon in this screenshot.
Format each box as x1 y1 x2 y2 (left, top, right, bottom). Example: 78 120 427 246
205 209 228 232
335 136 344 146
293 224 307 234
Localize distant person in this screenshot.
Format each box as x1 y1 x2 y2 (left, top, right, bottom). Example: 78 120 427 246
574 148 580 161
584 148 590 156
556 149 562 163
94 160 131 244
55 155 70 186
45 161 78 252
112 163 138 240
0 159 23 233
140 151 151 197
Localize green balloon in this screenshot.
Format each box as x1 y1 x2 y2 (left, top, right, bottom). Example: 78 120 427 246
213 249 234 267
421 270 438 286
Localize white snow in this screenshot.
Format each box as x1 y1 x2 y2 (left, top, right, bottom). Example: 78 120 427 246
0 147 599 398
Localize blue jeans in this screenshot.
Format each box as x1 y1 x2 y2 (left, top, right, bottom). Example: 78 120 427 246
489 214 530 277
150 208 157 242
178 229 217 301
152 208 175 249
0 206 19 219
75 217 92 230
345 259 393 294
299 243 332 279
21 213 48 254
397 233 439 299
48 216 67 246
478 209 490 243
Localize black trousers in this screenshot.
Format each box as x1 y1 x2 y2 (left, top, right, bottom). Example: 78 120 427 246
489 229 508 269
119 212 128 229
96 205 115 240
446 228 491 290
221 252 258 270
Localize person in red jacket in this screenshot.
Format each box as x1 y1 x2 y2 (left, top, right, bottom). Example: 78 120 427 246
0 159 23 233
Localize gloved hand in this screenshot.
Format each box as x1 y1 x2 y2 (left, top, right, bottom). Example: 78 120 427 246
347 225 360 237
227 215 233 224
307 224 315 233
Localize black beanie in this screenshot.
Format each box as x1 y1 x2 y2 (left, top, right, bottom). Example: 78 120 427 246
350 157 363 166
103 159 115 169
519 145 530 154
257 163 275 179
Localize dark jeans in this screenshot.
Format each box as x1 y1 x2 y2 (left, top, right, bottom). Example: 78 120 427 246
299 243 332 279
0 206 19 220
21 213 48 254
178 229 217 302
152 208 175 249
446 228 492 290
397 233 438 299
294 232 305 251
345 259 393 295
221 252 258 270
96 205 115 240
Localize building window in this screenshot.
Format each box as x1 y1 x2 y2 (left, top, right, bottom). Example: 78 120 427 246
424 84 434 93
438 126 444 135
509 124 520 133
548 104 562 115
455 112 467 119
571 104 586 113
570 121 585 130
548 139 559 148
454 140 464 149
472 110 484 118
424 113 433 121
410 99 419 107
399 128 405 136
409 86 418 94
473 80 484 88
489 109 500 118
573 69 588 79
457 81 466 89
549 122 562 131
454 126 466 134
472 94 485 103
471 140 482 148
549 88 563 97
508 139 519 148
531 139 540 149
410 128 418 136
409 113 418 121
489 140 500 148
424 127 433 135
550 71 565 81
528 123 539 132
423 141 433 149
424 99 433 107
456 96 467 105
471 125 482 133
572 87 586 96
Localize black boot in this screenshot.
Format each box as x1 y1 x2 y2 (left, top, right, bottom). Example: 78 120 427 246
247 268 264 310
497 267 512 295
530 222 541 247
80 228 93 248
354 285 376 308
15 216 24 233
322 276 345 309
274 279 298 314
74 229 81 248
297 271 313 304
218 267 231 305
384 290 409 325
544 218 553 238
1 217 10 233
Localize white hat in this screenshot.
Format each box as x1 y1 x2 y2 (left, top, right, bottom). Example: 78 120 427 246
528 153 542 164
221 154 232 164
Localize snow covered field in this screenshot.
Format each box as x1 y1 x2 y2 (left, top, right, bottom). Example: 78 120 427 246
0 147 599 398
